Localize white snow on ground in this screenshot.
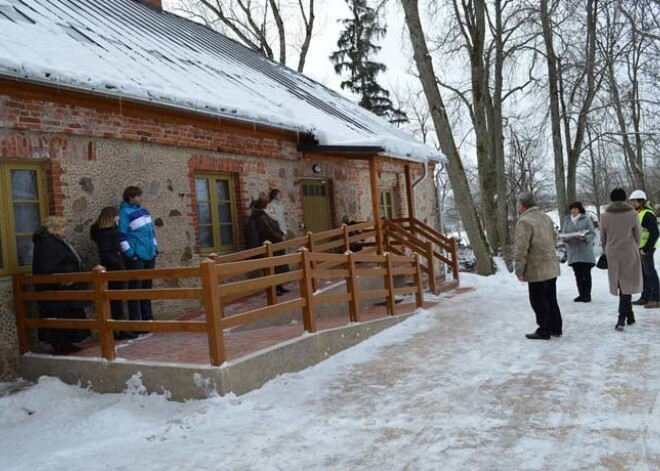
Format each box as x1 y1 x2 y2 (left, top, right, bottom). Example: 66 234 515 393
2 261 660 470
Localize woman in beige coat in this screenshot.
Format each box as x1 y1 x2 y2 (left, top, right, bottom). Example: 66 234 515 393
600 188 642 330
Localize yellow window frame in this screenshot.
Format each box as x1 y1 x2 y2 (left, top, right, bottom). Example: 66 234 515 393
0 161 49 276
194 172 238 254
379 189 395 220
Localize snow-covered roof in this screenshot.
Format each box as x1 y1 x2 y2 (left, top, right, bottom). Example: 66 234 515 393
0 0 441 163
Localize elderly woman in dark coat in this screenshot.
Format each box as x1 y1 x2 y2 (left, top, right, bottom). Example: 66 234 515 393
253 196 289 296
32 216 90 353
600 188 643 331
561 201 596 302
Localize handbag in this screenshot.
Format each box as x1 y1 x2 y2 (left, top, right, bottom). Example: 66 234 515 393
596 254 608 269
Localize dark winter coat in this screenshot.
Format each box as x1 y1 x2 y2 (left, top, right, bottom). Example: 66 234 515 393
32 227 90 346
254 209 284 245
32 227 89 311
90 223 124 271
244 213 261 249
600 201 642 296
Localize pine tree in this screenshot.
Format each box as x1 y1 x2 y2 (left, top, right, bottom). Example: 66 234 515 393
330 0 408 125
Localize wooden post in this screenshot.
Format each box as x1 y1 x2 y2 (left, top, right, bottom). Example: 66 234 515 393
308 232 317 292
12 274 30 354
346 252 360 322
369 156 384 254
342 224 350 253
299 249 317 333
405 164 416 222
450 237 460 282
264 242 277 306
384 253 396 316
413 254 424 308
92 266 115 361
426 241 436 294
200 259 226 366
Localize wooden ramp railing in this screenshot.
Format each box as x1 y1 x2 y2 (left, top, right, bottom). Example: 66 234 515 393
13 251 423 366
213 217 457 297
385 218 459 293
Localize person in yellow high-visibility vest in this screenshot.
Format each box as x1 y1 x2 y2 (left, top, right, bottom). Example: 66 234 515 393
629 190 660 309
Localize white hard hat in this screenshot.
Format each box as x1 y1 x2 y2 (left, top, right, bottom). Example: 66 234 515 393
629 189 647 200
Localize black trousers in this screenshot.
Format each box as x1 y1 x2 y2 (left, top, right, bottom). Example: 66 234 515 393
571 262 594 298
528 278 562 335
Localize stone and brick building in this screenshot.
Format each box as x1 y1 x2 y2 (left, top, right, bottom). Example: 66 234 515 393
0 0 441 380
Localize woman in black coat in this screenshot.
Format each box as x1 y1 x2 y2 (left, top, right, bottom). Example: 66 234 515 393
91 207 137 340
253 196 289 295
32 216 90 354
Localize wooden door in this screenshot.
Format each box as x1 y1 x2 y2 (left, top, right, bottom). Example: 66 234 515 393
302 179 332 233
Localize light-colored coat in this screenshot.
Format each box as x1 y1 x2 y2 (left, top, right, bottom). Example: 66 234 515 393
267 200 287 237
600 201 642 296
562 213 596 266
515 207 561 282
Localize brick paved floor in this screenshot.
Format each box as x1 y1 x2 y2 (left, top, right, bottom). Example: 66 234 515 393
61 278 457 365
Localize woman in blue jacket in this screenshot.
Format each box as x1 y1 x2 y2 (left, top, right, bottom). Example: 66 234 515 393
118 186 158 325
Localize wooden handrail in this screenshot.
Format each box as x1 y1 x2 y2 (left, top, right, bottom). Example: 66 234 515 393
13 248 424 365
386 217 459 284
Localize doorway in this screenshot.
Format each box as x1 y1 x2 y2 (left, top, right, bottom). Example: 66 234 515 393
301 178 332 233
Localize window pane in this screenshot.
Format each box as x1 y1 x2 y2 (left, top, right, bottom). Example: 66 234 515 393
13 203 41 233
195 178 209 202
16 235 33 266
215 179 229 201
197 203 212 224
218 203 232 223
220 225 234 246
199 226 214 248
11 170 38 200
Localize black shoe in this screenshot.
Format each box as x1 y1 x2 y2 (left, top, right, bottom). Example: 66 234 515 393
632 298 648 306
581 296 591 302
525 332 551 340
627 314 636 326
277 285 290 293
615 324 625 331
114 331 138 340
573 296 584 302
551 331 562 337
52 343 82 354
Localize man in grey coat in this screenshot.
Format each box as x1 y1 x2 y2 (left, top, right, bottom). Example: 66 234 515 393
514 193 562 340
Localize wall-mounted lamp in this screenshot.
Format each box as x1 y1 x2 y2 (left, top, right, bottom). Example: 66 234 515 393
312 164 322 174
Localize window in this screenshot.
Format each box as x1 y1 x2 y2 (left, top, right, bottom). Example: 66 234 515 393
379 189 395 219
0 163 48 275
194 173 238 253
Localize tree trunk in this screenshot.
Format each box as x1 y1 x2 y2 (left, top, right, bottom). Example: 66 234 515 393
540 0 567 223
492 0 511 268
268 0 287 65
296 0 315 72
401 0 494 275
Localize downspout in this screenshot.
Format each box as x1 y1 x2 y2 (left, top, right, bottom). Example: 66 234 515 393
411 162 429 221
435 168 449 277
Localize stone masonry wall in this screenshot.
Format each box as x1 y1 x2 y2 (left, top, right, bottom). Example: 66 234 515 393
0 91 439 380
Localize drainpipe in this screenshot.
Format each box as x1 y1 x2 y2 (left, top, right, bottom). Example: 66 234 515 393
435 168 449 277
410 162 429 222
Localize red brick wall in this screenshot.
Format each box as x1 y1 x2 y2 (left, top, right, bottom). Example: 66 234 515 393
0 95 295 160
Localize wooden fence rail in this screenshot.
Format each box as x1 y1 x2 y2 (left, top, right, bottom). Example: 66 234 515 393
14 250 424 366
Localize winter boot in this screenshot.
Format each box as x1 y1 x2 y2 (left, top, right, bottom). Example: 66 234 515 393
615 315 626 331
627 312 636 326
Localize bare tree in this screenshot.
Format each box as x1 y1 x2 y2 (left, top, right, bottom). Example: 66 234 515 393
179 0 316 72
401 0 495 275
